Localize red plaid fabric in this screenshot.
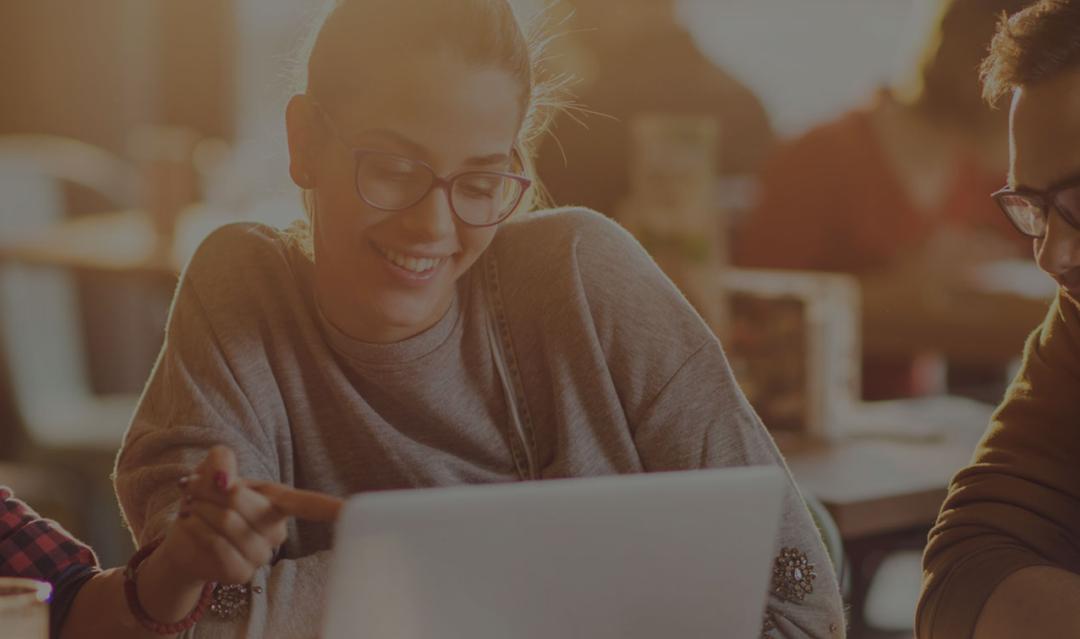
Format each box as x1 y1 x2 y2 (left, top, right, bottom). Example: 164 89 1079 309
0 486 98 582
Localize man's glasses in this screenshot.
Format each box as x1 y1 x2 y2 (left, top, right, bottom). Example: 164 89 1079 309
993 174 1080 239
313 102 532 227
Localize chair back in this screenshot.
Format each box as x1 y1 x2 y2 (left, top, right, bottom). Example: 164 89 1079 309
0 339 27 458
0 138 134 445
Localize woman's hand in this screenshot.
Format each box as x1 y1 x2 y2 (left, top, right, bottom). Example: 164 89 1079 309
158 446 289 585
61 448 344 638
154 446 344 587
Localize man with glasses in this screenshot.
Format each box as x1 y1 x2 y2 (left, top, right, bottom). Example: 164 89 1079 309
917 1 1080 637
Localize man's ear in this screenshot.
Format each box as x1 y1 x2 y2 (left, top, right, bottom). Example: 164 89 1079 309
286 94 319 189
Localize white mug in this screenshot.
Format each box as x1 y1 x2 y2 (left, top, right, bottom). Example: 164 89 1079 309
0 577 51 639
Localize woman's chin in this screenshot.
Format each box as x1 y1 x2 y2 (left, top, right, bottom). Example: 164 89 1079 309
359 295 451 342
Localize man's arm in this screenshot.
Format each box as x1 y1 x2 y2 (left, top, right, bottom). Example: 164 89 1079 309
918 293 1080 637
0 486 101 637
973 566 1080 638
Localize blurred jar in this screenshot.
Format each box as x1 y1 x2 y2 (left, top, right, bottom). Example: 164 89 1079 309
129 125 202 255
619 114 728 334
0 578 51 639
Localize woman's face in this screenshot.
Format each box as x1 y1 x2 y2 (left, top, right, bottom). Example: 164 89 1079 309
291 55 524 343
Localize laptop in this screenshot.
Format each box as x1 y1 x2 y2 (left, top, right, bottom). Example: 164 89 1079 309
322 466 786 639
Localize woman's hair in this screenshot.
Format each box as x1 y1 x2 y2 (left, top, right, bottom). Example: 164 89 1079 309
286 0 567 258
980 0 1080 104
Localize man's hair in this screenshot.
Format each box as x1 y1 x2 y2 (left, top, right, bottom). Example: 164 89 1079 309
981 0 1080 104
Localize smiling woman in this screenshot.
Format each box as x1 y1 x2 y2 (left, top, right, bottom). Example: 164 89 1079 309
292 59 531 342
280 0 550 345
112 1 845 638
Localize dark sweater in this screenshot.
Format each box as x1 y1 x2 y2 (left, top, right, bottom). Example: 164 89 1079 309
918 291 1080 636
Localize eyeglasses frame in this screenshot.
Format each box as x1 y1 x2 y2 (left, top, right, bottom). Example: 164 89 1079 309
992 172 1080 239
310 99 532 228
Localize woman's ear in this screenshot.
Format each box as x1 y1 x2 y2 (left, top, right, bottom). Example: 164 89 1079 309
286 94 319 189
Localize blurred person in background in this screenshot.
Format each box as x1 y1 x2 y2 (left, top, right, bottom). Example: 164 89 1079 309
918 1 1080 636
736 0 1031 399
1 447 338 638
535 0 775 216
113 0 845 636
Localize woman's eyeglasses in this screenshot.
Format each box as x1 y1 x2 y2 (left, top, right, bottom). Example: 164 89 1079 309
312 102 532 227
993 174 1080 239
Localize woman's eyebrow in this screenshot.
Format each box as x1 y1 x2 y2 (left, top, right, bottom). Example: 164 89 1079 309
351 128 426 155
349 129 509 168
463 153 510 168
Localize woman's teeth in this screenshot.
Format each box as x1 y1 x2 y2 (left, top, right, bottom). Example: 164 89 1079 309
379 246 443 273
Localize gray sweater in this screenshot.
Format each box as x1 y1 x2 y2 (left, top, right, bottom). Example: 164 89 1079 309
114 208 845 638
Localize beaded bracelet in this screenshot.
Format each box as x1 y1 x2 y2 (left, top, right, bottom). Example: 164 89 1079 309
123 538 218 635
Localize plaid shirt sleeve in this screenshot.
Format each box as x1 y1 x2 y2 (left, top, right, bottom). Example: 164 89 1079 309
0 486 98 582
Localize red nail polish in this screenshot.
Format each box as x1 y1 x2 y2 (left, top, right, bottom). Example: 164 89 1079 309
213 471 228 493
184 494 194 504
179 510 190 519
178 476 190 489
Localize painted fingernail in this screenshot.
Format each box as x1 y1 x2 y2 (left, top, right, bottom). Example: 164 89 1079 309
179 509 190 519
184 494 194 504
177 476 190 489
213 471 229 494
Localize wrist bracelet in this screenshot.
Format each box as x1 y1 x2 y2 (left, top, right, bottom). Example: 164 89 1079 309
123 537 218 635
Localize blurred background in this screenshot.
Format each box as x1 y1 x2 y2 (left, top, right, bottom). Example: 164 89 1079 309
0 1 1055 637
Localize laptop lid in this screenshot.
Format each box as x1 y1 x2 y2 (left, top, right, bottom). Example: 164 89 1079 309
323 466 786 639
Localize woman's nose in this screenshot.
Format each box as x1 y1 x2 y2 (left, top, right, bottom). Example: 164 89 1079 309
400 183 457 240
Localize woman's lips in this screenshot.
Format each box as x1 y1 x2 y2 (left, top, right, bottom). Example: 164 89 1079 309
369 241 451 285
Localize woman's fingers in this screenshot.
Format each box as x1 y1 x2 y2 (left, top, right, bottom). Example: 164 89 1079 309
183 445 240 507
186 498 278 569
225 485 289 547
173 445 338 584
186 477 289 540
248 481 343 523
173 509 257 585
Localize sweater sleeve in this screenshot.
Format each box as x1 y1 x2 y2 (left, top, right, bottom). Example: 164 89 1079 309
115 254 327 639
633 340 847 639
115 272 280 546
514 208 846 637
564 209 844 636
916 293 1080 638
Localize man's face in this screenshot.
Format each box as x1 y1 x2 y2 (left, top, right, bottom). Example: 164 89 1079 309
1009 66 1080 294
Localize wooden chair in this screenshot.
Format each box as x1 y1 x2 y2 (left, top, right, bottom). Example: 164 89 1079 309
0 135 140 565
0 135 136 206
0 135 140 453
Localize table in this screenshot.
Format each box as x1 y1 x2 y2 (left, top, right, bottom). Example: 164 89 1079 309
786 437 977 539
0 200 301 276
860 260 1052 369
0 202 301 393
783 397 992 636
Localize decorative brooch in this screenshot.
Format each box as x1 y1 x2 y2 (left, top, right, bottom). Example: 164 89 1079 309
761 611 777 638
210 583 262 620
772 547 816 603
